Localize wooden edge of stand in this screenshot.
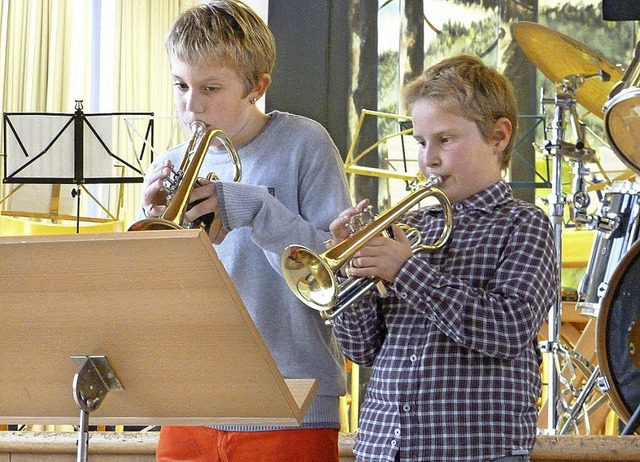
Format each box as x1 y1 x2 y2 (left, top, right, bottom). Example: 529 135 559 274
338 434 640 460
284 379 319 421
0 433 640 459
530 435 640 460
0 431 157 455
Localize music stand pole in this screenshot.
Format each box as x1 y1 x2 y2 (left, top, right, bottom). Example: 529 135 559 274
71 355 124 462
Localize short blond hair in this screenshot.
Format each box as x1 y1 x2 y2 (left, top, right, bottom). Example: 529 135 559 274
165 0 276 95
402 54 518 170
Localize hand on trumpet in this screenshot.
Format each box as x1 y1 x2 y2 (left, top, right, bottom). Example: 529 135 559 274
345 224 413 283
329 199 414 283
183 178 228 245
140 160 227 244
327 198 371 247
141 159 173 218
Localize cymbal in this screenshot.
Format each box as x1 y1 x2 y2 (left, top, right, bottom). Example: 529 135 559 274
512 21 624 119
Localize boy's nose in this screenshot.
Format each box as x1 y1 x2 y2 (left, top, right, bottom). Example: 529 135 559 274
184 91 204 113
420 146 441 168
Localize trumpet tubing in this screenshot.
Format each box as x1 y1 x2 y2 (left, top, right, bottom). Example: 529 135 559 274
128 121 242 232
281 173 453 324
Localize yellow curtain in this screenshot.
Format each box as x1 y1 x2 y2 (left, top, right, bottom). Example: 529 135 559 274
113 0 200 224
0 0 92 113
0 0 199 231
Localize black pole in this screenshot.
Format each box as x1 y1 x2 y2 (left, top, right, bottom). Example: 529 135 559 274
621 403 640 435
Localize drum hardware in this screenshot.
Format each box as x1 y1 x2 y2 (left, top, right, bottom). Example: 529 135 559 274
536 82 600 432
569 158 592 225
576 182 640 318
513 21 629 432
537 89 572 433
556 352 609 435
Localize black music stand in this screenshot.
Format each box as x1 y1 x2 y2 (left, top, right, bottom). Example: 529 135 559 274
0 229 318 461
2 100 154 231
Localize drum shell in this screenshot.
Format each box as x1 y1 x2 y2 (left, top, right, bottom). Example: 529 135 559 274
596 238 640 430
604 88 640 175
603 41 640 175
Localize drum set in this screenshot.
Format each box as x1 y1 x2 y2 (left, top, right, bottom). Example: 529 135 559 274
513 22 640 435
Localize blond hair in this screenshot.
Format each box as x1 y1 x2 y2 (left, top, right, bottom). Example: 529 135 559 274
165 0 276 95
402 54 518 170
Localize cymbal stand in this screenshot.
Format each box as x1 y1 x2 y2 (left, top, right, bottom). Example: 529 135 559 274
558 154 607 435
558 365 601 434
539 75 596 434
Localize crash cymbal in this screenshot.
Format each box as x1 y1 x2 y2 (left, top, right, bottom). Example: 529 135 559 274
513 21 624 119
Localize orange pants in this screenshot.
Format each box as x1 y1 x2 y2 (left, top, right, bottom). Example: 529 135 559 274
156 426 339 462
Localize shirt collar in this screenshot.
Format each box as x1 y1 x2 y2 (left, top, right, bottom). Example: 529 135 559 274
453 180 513 213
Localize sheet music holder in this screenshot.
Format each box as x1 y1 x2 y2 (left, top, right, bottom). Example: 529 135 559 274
3 100 153 185
2 101 154 231
0 230 318 448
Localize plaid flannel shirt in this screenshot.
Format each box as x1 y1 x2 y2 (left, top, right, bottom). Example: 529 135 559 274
333 181 558 462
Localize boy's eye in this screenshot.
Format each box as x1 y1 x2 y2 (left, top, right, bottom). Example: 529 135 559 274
173 82 188 90
441 136 453 144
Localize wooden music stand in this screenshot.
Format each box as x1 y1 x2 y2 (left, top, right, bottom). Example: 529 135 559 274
0 230 317 459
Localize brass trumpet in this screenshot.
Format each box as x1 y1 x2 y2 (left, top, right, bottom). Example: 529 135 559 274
128 120 242 232
280 173 453 324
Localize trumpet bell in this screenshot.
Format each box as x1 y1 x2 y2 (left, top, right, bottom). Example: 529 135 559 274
127 217 182 232
281 245 339 311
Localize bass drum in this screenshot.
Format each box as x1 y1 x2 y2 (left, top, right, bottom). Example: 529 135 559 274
596 238 640 431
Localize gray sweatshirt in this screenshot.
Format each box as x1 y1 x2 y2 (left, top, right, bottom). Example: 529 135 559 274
144 111 352 430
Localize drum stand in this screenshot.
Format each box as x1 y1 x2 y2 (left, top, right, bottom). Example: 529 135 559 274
621 403 640 435
540 77 597 434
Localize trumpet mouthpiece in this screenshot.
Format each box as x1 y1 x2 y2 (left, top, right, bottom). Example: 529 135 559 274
425 173 443 187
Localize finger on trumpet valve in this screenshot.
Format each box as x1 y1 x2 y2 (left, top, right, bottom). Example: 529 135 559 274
346 222 358 234
361 205 375 224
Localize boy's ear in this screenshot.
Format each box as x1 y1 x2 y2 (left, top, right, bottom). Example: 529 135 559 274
251 73 272 99
493 117 512 152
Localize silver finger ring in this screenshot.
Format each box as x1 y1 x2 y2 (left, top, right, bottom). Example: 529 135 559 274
350 259 357 268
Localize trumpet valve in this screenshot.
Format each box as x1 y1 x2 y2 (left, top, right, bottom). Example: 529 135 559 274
346 205 375 234
162 169 183 200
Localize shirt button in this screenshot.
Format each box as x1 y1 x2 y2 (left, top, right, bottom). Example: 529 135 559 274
402 404 411 412
391 439 397 446
409 354 417 363
394 428 401 436
399 292 407 299
454 203 463 212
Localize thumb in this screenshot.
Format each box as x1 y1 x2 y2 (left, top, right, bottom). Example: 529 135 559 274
390 223 411 245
